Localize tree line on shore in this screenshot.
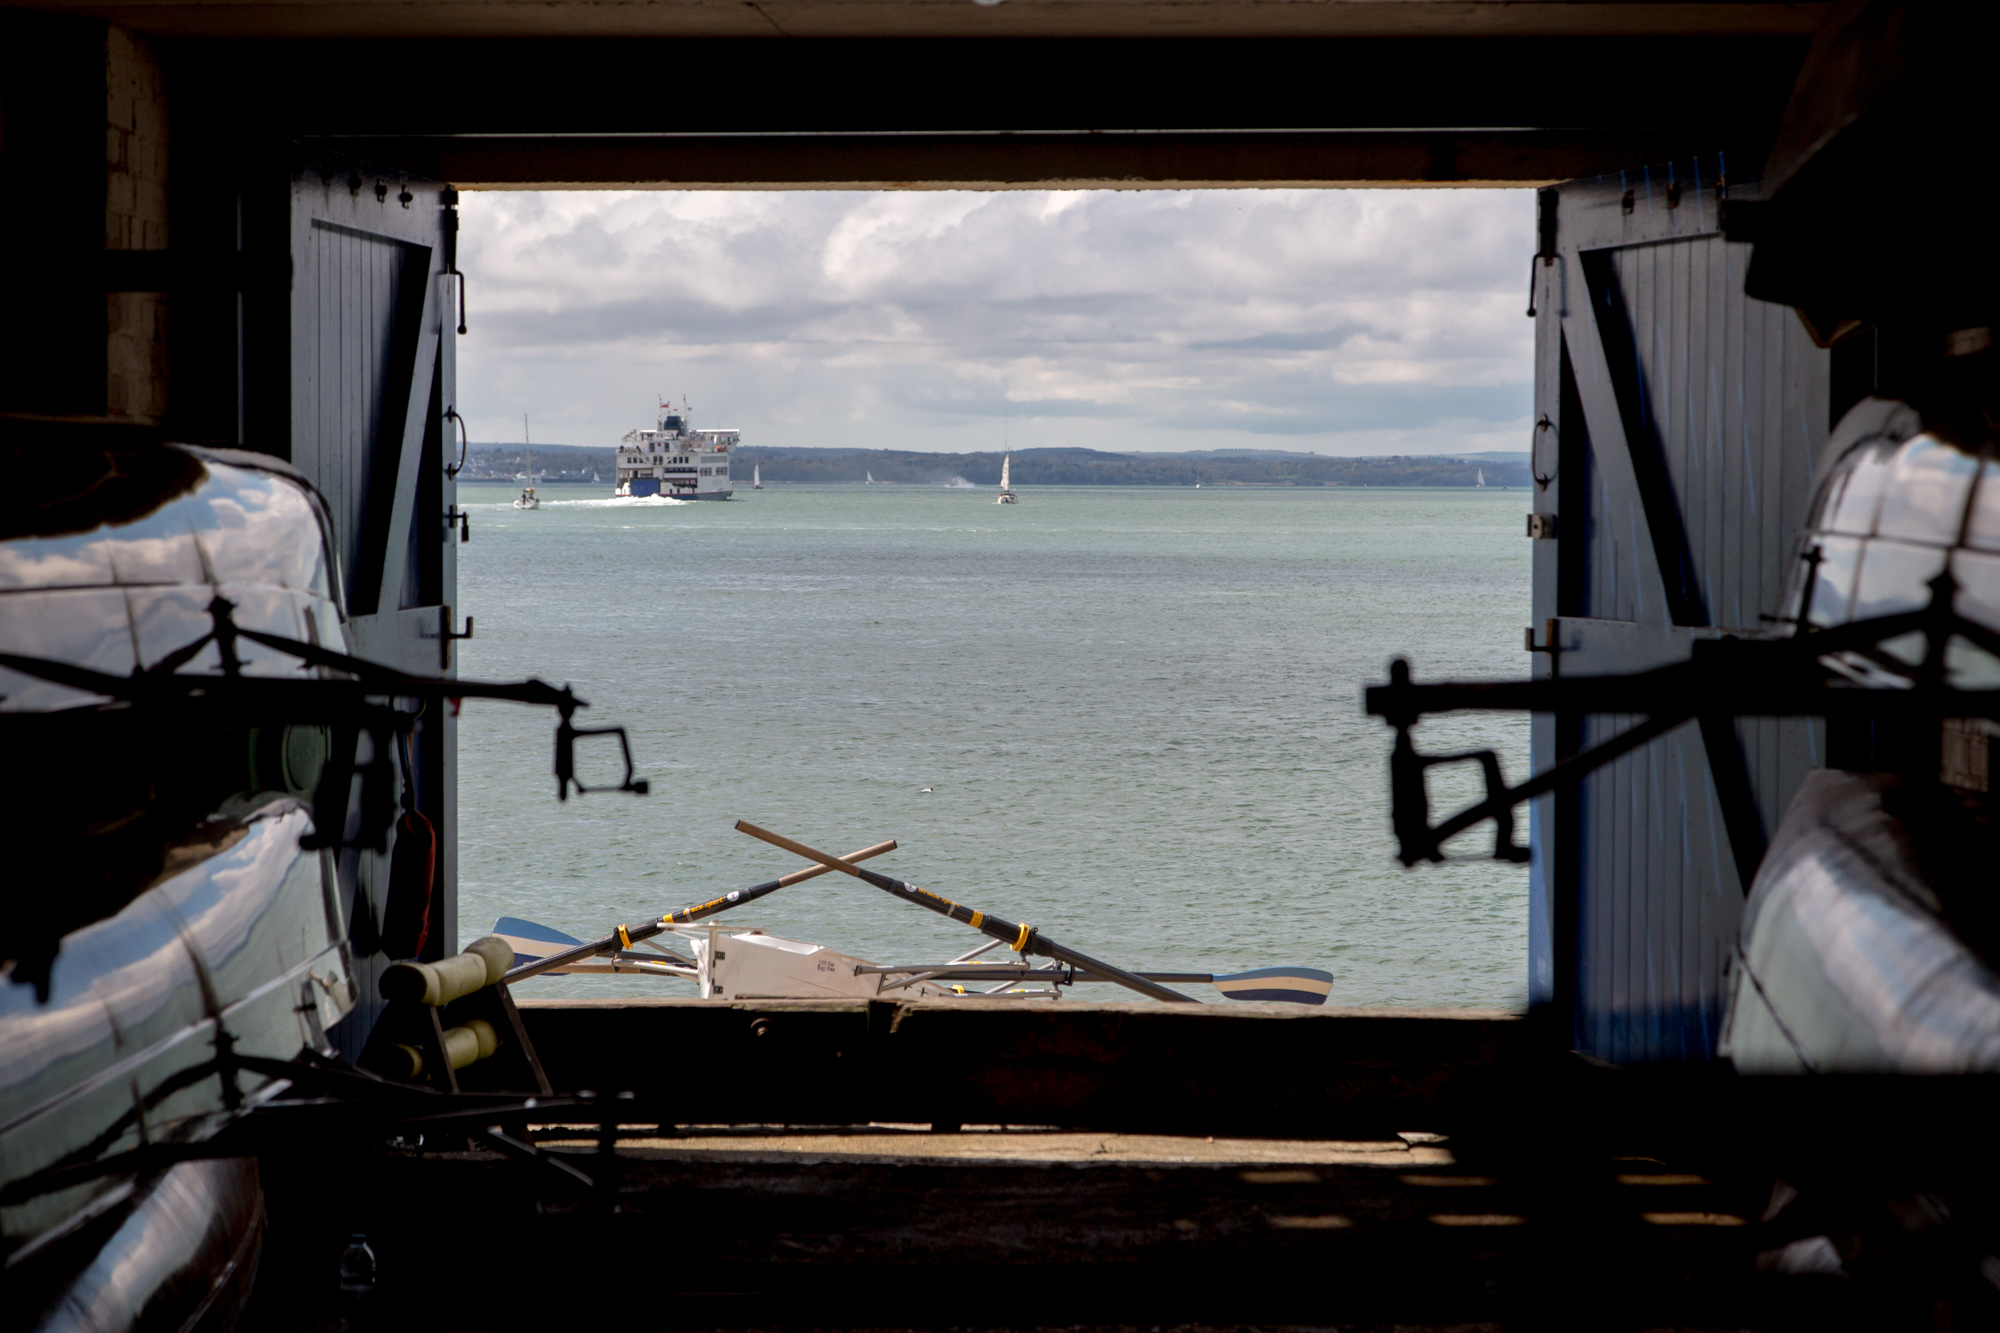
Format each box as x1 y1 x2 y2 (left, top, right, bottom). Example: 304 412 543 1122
737 447 1528 487
463 444 1530 488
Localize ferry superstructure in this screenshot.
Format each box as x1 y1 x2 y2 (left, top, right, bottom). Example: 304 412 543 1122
616 399 737 499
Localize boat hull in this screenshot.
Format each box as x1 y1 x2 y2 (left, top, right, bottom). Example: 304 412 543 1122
1720 770 2000 1073
15 1157 264 1333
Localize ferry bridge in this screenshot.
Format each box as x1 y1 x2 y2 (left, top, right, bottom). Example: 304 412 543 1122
5 2 1996 1328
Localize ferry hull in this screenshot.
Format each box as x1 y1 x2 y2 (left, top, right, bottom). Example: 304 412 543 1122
616 481 734 500
616 401 739 501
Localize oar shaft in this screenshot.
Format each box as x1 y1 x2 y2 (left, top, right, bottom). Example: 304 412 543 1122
861 966 1216 983
660 837 898 926
733 820 1194 1003
500 838 897 985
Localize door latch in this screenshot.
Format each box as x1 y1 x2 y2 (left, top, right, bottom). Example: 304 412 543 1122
440 604 474 669
1525 617 1560 678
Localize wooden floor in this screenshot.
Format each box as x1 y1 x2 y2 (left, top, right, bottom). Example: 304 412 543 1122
244 1122 1845 1331
238 1002 2000 1331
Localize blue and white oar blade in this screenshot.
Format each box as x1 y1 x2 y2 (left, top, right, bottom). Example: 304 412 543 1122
493 916 585 971
1212 966 1333 1005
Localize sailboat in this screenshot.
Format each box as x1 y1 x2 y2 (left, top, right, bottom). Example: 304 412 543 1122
753 463 762 490
1475 468 1486 488
865 471 877 485
513 414 540 510
995 451 1018 504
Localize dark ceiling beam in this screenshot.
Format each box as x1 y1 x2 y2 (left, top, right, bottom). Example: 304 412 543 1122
199 36 1809 136
28 1 1833 43
316 129 1733 190
182 34 1807 187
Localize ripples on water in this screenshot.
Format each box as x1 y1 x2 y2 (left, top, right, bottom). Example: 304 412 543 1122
455 482 1530 1008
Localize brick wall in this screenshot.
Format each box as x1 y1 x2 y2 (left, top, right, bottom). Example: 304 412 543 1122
105 25 168 422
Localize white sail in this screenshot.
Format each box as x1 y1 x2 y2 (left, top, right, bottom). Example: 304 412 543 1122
866 471 876 485
514 414 540 508
753 463 762 489
995 451 1018 503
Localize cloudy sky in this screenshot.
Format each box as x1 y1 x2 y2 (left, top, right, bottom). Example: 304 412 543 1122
457 188 1534 456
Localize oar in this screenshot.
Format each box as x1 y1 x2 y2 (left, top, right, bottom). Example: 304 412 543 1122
493 917 699 977
852 963 1334 1005
733 820 1195 1003
499 837 897 985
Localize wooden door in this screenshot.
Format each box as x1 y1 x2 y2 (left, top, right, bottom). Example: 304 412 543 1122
283 156 461 1049
1527 163 1829 1063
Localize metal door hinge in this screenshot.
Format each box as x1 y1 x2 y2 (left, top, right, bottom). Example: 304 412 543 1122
1527 513 1558 539
446 506 470 542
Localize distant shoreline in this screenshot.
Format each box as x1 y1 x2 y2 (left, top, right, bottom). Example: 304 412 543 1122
459 478 1529 491
462 445 1530 489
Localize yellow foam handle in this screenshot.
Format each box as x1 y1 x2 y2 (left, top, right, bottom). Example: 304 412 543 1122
464 935 513 986
381 935 515 1005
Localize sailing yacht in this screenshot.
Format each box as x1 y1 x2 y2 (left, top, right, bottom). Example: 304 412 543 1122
865 471 877 485
1475 468 1486 488
995 451 1018 504
514 415 540 510
753 463 762 490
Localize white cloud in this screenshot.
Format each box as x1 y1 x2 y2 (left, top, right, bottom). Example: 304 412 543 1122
457 188 1534 455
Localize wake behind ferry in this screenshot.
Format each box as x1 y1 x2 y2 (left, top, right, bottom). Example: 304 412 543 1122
615 398 738 499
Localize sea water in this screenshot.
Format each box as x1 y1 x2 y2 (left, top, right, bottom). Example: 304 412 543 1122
454 482 1530 1008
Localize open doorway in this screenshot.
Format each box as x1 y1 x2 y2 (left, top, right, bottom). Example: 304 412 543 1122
449 187 1537 1010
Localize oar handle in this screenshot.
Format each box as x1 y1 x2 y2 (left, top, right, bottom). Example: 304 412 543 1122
732 820 1195 1003
500 837 897 986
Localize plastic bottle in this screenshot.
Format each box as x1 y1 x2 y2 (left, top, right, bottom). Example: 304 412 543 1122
338 1233 377 1298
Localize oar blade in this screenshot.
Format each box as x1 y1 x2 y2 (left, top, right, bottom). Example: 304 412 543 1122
493 916 586 972
1211 966 1333 1006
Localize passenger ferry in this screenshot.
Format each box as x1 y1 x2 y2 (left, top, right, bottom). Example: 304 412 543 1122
614 399 737 499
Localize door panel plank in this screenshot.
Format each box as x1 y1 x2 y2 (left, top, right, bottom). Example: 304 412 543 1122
367 266 442 629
